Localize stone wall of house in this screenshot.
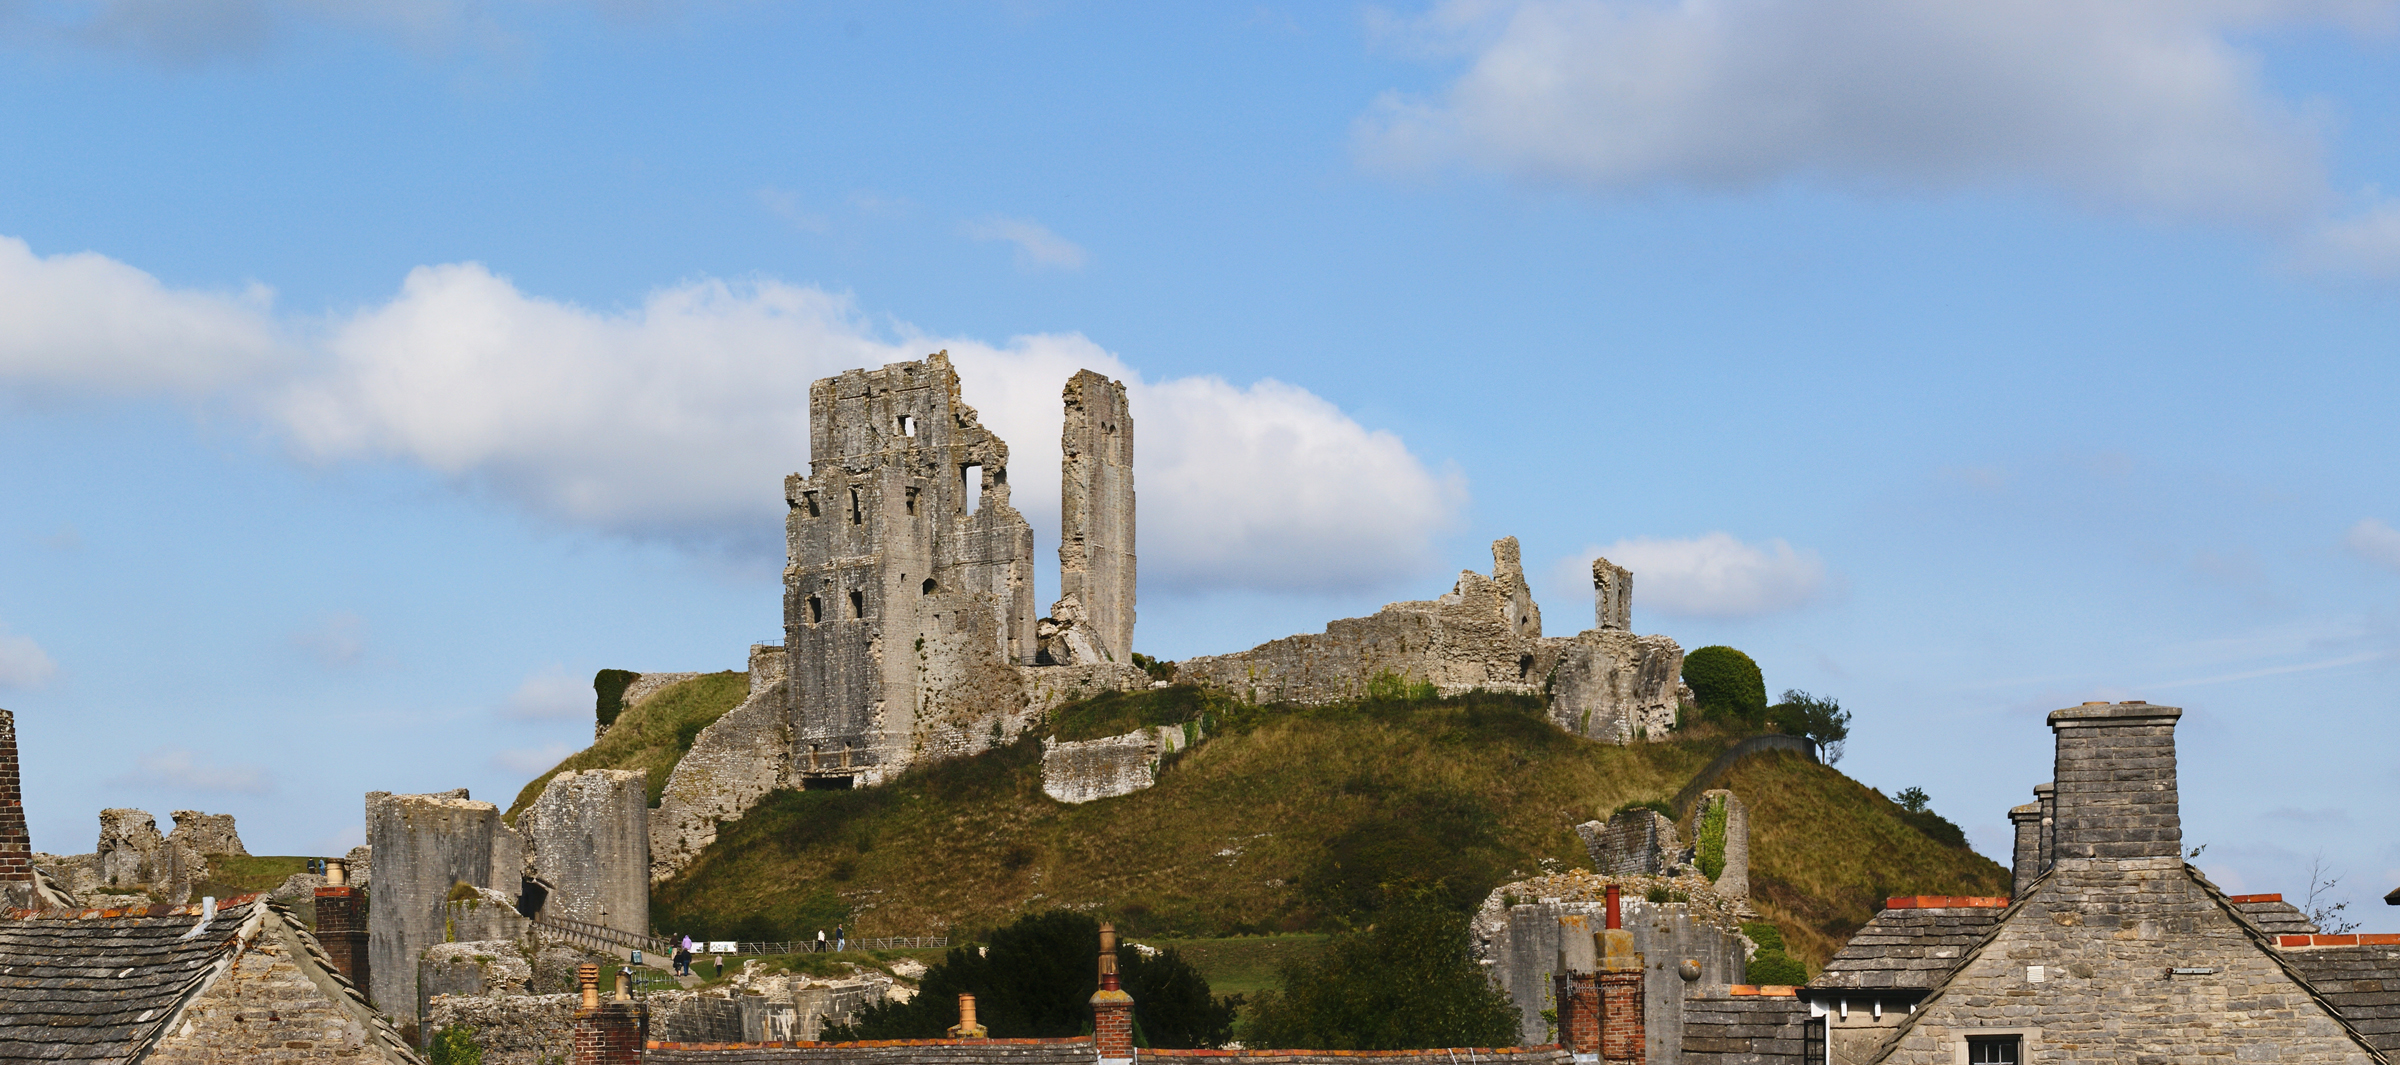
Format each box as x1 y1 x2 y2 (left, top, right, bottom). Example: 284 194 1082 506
1058 369 1134 664
519 767 648 932
146 906 412 1063
426 992 579 1065
1039 723 1198 805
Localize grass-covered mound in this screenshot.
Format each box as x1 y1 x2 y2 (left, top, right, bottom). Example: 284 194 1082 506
505 671 750 820
651 688 2006 969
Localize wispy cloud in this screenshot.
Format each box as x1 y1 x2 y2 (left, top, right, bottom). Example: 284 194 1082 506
292 611 367 667
1555 533 1831 621
961 217 1088 271
114 747 271 795
2145 651 2385 691
2344 518 2400 573
503 664 590 720
0 626 58 688
755 187 828 232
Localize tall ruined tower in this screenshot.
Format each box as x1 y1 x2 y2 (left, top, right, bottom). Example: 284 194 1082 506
784 353 1037 782
1058 370 1135 662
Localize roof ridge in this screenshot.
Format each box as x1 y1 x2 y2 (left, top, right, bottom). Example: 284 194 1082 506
2186 863 2389 1065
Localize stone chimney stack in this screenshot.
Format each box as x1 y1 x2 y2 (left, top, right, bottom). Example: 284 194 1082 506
1091 922 1134 1064
1599 885 1644 1065
1554 913 1601 1059
314 858 370 990
2008 803 2042 897
2048 701 2183 862
0 709 34 901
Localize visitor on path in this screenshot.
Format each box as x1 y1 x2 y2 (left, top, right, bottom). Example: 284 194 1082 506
713 954 724 979
673 944 692 976
816 929 827 953
836 924 846 952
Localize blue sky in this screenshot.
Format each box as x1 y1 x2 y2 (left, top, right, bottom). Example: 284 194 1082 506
0 1 2394 928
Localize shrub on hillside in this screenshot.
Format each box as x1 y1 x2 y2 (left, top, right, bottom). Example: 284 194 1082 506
1696 795 1730 882
593 669 640 730
1243 890 1520 1050
826 910 1236 1048
1739 922 1807 985
1767 690 1851 764
1682 647 1766 724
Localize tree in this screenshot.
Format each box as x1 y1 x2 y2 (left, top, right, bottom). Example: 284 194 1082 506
1768 690 1851 764
1895 787 1931 814
2305 854 2361 934
1243 890 1521 1050
826 910 1236 1047
1682 647 1767 725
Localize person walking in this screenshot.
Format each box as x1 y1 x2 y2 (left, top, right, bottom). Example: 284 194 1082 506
816 929 827 954
835 924 846 953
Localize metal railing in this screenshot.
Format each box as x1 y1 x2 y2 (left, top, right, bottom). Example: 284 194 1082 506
533 911 947 959
532 912 671 959
713 935 950 956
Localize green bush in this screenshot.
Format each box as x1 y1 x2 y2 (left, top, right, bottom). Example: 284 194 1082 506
593 669 640 730
827 910 1236 1048
1696 795 1730 882
1682 648 1766 724
1130 653 1179 684
1243 890 1520 1050
1364 671 1439 703
1739 922 1806 985
428 1025 483 1065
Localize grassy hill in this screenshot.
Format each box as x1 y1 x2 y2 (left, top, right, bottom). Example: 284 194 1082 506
643 689 2006 971
504 671 750 822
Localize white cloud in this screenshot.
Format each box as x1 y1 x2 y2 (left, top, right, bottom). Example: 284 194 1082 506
115 747 271 795
961 217 1089 271
1360 0 2378 223
504 663 591 720
2293 199 2400 277
292 611 367 667
0 626 58 688
2344 517 2400 572
492 742 576 775
1558 532 1830 619
0 235 284 394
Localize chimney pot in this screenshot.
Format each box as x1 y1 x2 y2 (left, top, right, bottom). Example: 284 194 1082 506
578 963 600 1012
1605 884 1621 930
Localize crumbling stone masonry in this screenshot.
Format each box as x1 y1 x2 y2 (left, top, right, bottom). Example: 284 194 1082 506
1581 808 1685 879
1058 369 1134 664
366 788 523 1020
34 806 254 906
519 768 649 934
1038 723 1200 804
1593 557 1631 631
1177 538 1683 744
1475 870 1749 1062
649 645 791 882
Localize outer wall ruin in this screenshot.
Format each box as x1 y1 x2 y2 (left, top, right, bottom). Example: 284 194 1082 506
1059 369 1135 664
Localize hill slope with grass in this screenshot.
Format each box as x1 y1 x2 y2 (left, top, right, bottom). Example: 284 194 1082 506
505 671 750 821
641 689 2005 971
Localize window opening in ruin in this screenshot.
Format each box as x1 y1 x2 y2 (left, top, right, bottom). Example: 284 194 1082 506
922 578 937 596
850 590 865 618
905 486 918 515
803 775 855 790
1965 1037 2020 1065
898 414 916 437
849 486 863 525
798 491 820 517
1517 654 1534 679
516 878 550 920
963 464 983 514
807 596 824 624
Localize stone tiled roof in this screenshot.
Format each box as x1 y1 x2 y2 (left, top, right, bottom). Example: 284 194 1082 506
2279 941 2400 1055
2229 894 2320 935
1807 904 2005 991
0 895 264 1061
1680 993 1811 1064
645 1040 1573 1065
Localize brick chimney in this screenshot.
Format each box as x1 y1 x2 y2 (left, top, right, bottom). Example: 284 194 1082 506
571 960 644 1064
1091 923 1134 1063
314 858 370 990
2008 802 2042 897
2049 701 2182 862
0 709 34 899
1554 912 1600 1059
1598 885 1643 1065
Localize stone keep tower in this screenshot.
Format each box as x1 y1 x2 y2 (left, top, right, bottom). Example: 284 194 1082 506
784 352 1039 780
1058 370 1134 663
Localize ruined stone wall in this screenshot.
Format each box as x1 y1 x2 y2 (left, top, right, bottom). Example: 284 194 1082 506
520 768 648 933
784 352 1039 785
1473 872 1749 1061
1699 789 1749 901
651 645 795 882
1547 630 1682 743
1178 538 1556 703
1579 809 1685 878
427 992 578 1065
366 789 515 1019
1592 557 1631 632
1039 723 1198 805
1059 369 1134 664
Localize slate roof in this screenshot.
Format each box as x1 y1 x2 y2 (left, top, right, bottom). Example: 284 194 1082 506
2229 894 2320 936
0 895 265 1062
2279 941 2400 1056
1807 904 2005 991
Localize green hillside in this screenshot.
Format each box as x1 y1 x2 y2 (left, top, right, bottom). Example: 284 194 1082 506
505 671 750 822
645 689 2006 970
